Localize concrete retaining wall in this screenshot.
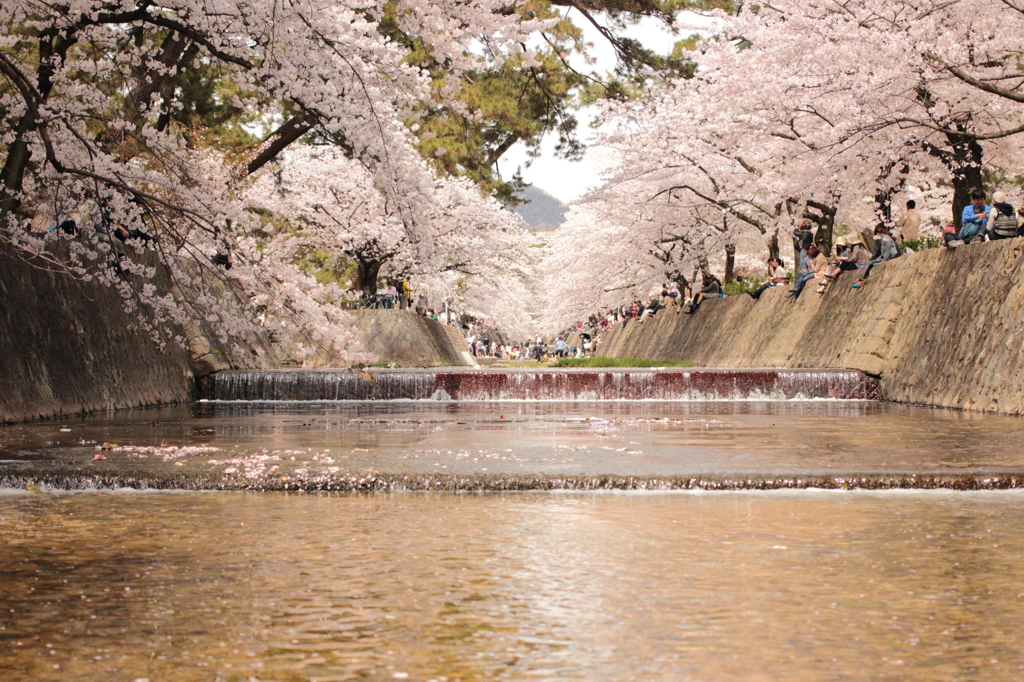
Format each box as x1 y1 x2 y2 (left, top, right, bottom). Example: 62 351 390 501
349 310 476 367
0 243 195 423
0 241 474 423
0 241 282 423
598 239 1024 414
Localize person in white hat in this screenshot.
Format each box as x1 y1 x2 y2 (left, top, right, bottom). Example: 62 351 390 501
815 236 849 294
986 191 1023 240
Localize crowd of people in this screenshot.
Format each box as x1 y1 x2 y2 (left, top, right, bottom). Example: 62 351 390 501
745 219 905 301
351 190 1024 363
346 282 435 317
560 189 1024 334
942 190 1024 246
463 334 597 362
746 192 1024 301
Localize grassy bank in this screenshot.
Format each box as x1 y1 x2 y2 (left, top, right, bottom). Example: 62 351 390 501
554 357 693 368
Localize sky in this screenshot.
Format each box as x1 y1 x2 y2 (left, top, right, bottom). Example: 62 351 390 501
496 12 713 205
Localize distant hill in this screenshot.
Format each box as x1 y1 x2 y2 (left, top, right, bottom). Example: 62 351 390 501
510 186 567 231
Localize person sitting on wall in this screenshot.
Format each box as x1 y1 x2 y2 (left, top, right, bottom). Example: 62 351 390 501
667 281 681 304
785 245 826 299
747 257 788 300
50 212 80 237
986 191 1023 240
211 248 233 270
684 274 723 314
946 189 990 247
851 225 900 288
844 235 873 272
640 292 665 322
939 219 954 238
816 238 850 294
109 212 155 245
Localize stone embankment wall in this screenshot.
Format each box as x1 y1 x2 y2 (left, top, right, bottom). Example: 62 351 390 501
0 243 195 423
599 239 1024 414
349 310 476 367
0 241 282 423
1 239 473 422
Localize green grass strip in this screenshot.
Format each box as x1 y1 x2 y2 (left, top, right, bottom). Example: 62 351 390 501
553 357 693 368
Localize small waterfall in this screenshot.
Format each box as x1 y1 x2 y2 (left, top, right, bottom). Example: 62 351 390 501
206 369 878 402
207 370 438 401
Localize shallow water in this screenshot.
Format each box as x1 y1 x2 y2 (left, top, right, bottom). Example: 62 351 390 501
2 402 1024 490
2 490 1024 681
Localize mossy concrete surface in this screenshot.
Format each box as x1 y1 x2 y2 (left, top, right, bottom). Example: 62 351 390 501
598 239 1024 414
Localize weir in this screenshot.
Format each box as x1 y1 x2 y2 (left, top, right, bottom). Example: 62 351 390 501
204 367 879 402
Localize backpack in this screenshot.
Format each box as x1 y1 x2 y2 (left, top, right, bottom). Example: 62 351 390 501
992 212 1019 238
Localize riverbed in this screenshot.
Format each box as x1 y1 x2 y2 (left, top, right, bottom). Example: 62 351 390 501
2 401 1024 490
4 397 1024 680
2 489 1024 681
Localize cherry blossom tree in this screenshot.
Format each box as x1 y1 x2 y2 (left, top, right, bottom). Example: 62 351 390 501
0 0 554 359
539 0 1024 331
683 0 1024 227
245 144 536 336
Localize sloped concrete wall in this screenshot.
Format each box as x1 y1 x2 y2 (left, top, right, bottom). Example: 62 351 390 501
598 239 1024 414
349 310 476 367
0 243 194 423
0 241 280 423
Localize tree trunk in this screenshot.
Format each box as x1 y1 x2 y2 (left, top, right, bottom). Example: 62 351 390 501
873 161 909 232
948 138 985 229
355 258 382 293
665 268 689 296
916 87 985 230
0 113 37 224
768 229 780 263
804 198 838 257
724 244 736 284
873 187 894 232
696 254 709 280
861 229 875 254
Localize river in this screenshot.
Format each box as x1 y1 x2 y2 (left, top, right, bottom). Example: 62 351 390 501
3 372 1024 680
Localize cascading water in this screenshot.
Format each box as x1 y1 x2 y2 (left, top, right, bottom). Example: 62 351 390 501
205 368 878 402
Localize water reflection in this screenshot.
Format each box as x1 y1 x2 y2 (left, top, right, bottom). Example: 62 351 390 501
1 491 1023 680
2 402 1024 489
